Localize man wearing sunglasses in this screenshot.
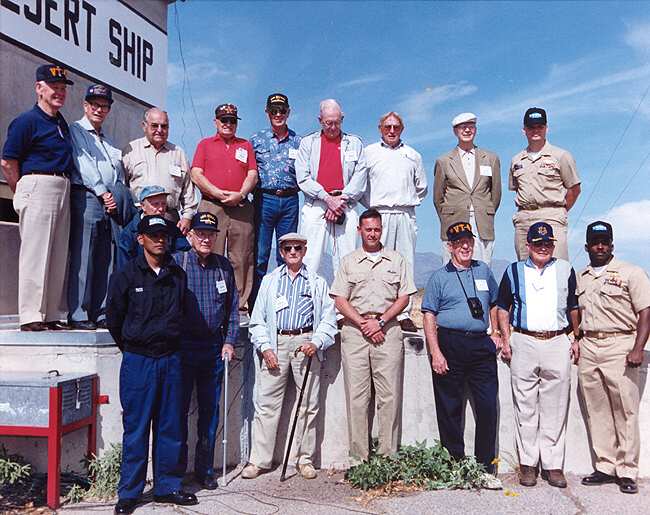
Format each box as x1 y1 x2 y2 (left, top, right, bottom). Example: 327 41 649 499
122 108 198 236
250 93 301 308
497 222 580 489
191 103 258 320
245 232 337 480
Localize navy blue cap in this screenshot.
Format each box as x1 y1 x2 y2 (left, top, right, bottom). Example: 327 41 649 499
36 64 73 85
85 84 113 104
137 215 172 235
446 222 476 241
586 221 613 243
524 107 547 127
191 212 219 232
527 222 556 243
139 185 168 203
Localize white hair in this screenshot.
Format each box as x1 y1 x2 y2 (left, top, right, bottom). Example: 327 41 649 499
319 99 342 117
143 107 168 122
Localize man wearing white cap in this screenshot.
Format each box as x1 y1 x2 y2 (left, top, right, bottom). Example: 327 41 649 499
433 113 501 265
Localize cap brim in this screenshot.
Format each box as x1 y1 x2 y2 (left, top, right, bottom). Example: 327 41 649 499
529 237 556 243
44 78 74 85
448 232 476 241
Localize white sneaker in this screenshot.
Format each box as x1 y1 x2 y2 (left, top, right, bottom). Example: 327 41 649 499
480 472 503 490
298 463 317 479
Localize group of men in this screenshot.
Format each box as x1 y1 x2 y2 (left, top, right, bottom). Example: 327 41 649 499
1 64 649 513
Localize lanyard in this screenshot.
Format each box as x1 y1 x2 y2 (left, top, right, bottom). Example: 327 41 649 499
454 265 478 301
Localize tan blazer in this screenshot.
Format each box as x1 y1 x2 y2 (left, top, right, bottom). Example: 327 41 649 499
433 147 501 240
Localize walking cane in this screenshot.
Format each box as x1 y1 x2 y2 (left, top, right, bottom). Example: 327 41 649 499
221 354 230 487
280 351 313 482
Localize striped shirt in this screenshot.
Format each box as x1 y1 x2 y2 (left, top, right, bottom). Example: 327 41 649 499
497 257 578 331
276 265 314 331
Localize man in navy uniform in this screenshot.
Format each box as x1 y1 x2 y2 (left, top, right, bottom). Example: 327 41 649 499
107 215 198 514
173 212 239 489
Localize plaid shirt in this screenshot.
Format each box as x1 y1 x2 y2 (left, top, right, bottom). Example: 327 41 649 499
173 250 239 345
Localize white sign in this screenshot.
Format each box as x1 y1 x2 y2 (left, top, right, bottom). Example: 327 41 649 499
0 0 167 106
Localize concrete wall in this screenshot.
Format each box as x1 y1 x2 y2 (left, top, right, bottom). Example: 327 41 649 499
1 333 649 478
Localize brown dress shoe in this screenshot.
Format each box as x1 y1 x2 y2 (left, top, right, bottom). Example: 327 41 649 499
20 322 47 332
542 469 567 488
519 464 538 486
399 318 419 333
46 321 70 331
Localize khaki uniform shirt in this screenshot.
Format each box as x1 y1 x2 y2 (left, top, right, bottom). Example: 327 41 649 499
509 141 580 210
330 248 416 314
122 136 198 219
577 258 650 332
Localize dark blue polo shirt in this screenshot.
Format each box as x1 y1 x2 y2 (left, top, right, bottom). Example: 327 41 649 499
421 260 498 332
2 104 75 176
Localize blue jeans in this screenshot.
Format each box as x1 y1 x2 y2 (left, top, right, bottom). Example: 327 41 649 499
118 352 184 500
252 192 299 305
180 346 224 479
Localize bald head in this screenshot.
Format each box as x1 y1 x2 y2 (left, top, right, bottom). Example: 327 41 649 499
142 108 169 149
319 99 343 140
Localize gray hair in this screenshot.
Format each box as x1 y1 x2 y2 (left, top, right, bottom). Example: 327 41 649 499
319 99 342 117
143 107 168 122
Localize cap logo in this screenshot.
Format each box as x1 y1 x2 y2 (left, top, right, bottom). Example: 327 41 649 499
450 223 471 234
49 66 66 79
91 85 107 95
149 217 165 226
538 225 548 235
529 112 542 119
269 95 285 103
592 224 607 231
199 214 216 225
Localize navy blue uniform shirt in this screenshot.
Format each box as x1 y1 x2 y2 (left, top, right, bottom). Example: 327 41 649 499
106 254 187 357
2 105 75 175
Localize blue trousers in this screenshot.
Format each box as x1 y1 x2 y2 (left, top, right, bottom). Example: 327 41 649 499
68 189 112 322
251 192 299 306
118 352 184 500
432 329 498 472
180 347 224 479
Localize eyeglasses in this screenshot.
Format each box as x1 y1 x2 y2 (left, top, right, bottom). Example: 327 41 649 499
456 123 476 131
220 117 238 125
282 244 303 252
382 124 402 131
321 120 342 128
269 107 288 116
531 241 555 248
148 123 169 130
88 102 111 112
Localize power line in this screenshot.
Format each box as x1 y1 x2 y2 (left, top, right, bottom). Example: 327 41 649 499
607 146 650 211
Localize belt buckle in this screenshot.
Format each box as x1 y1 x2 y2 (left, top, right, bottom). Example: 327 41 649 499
596 331 606 339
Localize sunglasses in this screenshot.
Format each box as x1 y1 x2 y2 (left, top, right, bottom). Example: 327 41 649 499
148 123 168 130
382 124 402 131
220 117 238 125
531 240 555 248
282 244 303 252
269 107 288 116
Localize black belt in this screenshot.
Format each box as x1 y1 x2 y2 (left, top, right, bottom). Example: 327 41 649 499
513 327 568 340
278 325 313 336
23 171 69 178
328 189 343 197
517 204 564 211
260 187 299 197
438 326 487 338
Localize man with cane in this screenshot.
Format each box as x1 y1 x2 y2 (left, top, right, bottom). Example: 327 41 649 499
244 233 337 480
173 212 239 490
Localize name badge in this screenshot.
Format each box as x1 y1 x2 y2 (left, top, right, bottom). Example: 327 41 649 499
288 148 299 160
474 279 489 291
235 147 248 163
170 164 182 177
345 150 357 162
275 295 289 312
479 165 492 177
135 287 144 293
216 280 227 294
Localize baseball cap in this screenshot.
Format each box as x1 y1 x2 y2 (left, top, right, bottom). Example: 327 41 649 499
36 64 74 85
137 215 172 235
191 212 219 232
524 107 547 127
446 222 476 241
266 93 289 109
527 222 556 243
215 103 241 120
278 232 307 244
452 112 477 127
139 185 168 203
586 221 613 243
85 84 113 104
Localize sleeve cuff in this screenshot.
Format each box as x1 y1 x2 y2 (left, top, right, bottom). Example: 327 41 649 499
258 342 272 353
93 184 108 196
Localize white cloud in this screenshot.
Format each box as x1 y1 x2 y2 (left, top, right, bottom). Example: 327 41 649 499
624 21 650 54
167 61 248 90
397 81 478 123
599 199 650 243
337 74 385 89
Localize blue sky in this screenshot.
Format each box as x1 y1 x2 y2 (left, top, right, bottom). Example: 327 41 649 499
166 1 650 270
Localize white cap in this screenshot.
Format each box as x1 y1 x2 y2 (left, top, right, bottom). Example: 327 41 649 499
452 112 477 127
278 232 308 244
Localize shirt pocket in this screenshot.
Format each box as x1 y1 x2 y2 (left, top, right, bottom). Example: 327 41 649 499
601 282 625 298
381 270 401 297
128 286 150 320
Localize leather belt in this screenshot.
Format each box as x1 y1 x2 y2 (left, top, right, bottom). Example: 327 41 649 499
361 312 382 320
438 326 487 339
513 327 568 340
278 325 313 336
23 171 69 178
328 189 343 197
260 187 299 197
583 330 634 339
517 203 564 211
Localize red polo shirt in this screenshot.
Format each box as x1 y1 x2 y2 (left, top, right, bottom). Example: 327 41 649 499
316 133 344 192
192 134 257 191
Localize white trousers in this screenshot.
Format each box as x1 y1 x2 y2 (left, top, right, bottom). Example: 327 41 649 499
441 212 494 266
300 200 359 282
379 207 417 321
509 332 571 470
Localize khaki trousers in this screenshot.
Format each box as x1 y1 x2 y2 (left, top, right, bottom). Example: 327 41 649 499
513 207 568 260
578 335 640 479
249 333 321 469
341 321 403 463
199 200 254 310
13 175 70 325
509 332 571 469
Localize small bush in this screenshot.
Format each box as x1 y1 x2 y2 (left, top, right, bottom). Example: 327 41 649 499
85 443 122 500
0 446 31 486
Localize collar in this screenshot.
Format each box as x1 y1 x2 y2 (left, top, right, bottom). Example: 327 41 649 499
78 115 103 136
445 260 480 272
189 249 220 268
354 246 390 264
524 256 556 271
522 141 551 160
211 133 244 144
143 138 171 152
320 132 342 144
135 253 176 274
457 145 476 156
380 140 404 149
269 127 295 143
280 263 308 278
33 103 61 122
583 257 620 277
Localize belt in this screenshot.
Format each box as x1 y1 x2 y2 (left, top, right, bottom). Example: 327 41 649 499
513 327 568 340
23 171 69 178
517 203 564 211
278 325 313 336
328 189 343 197
583 330 634 339
438 326 487 338
361 312 382 320
260 187 299 197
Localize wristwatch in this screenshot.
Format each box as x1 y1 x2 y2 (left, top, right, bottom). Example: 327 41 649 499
376 315 386 329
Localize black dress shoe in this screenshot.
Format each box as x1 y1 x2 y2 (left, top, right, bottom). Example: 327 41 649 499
153 491 199 505
69 320 97 330
46 320 70 331
20 322 47 332
114 498 138 514
582 470 617 486
399 318 419 333
96 319 108 329
618 477 638 494
198 474 218 490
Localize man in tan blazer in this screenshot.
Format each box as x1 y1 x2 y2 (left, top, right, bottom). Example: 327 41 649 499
433 113 501 265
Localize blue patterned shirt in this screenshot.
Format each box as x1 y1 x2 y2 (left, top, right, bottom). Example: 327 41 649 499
172 250 239 346
276 265 314 330
250 128 301 189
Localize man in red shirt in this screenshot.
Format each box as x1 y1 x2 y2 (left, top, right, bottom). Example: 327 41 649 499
191 104 258 317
